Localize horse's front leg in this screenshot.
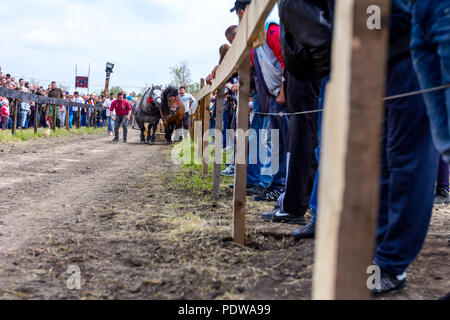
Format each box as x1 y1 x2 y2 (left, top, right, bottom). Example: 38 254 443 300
138 120 146 143
150 121 158 144
147 122 153 145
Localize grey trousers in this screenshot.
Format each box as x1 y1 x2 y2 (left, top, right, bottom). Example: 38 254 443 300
114 115 128 140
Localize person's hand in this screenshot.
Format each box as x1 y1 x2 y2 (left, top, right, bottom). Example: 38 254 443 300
127 116 131 121
211 65 219 79
276 89 286 106
206 74 213 86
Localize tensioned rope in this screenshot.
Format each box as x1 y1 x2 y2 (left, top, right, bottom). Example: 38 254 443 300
253 83 450 116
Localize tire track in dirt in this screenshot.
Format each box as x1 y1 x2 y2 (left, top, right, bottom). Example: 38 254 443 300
0 131 171 298
0 131 161 253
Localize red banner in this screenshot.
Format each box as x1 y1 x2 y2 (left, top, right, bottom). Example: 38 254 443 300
75 76 89 88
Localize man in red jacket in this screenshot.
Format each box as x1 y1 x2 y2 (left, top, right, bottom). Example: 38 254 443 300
110 93 132 143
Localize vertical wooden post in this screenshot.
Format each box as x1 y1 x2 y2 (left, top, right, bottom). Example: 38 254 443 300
313 0 391 300
233 55 251 245
213 86 225 201
65 105 70 131
203 93 211 176
12 100 18 135
198 78 206 161
77 108 81 129
34 103 38 134
52 105 57 131
86 106 91 128
93 108 97 129
104 78 110 96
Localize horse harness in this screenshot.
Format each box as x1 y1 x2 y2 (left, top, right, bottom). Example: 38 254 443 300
160 96 182 122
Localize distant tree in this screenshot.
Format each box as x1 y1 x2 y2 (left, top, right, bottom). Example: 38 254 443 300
109 86 124 96
29 78 40 87
139 83 150 97
60 84 70 92
169 62 201 95
187 82 201 95
170 61 192 88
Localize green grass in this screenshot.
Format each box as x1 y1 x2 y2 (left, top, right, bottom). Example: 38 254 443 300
171 139 235 197
0 127 107 144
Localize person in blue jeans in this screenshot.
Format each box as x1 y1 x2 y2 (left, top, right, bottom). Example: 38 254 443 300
410 1 450 163
294 0 441 295
246 94 271 193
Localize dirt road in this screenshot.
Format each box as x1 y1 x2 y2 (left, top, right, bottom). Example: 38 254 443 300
0 130 448 300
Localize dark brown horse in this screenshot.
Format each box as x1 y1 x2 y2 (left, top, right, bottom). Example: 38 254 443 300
161 86 184 143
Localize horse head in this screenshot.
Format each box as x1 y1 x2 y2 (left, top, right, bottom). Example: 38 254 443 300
145 85 163 109
162 86 181 116
150 85 163 107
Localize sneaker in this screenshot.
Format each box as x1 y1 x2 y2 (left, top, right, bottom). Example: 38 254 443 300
228 183 256 189
372 270 406 296
292 221 316 239
262 209 306 225
435 186 450 204
261 207 282 219
221 166 235 177
112 138 119 143
247 185 265 196
254 187 284 202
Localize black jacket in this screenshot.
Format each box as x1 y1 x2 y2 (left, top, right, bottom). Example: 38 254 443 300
278 0 334 81
389 0 412 63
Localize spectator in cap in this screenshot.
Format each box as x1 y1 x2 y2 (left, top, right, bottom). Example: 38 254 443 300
230 0 251 20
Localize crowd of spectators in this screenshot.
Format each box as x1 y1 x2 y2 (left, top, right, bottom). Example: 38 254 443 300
0 65 139 135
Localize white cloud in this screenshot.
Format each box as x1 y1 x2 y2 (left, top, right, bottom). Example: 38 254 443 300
25 28 65 47
1 0 279 94
66 5 82 30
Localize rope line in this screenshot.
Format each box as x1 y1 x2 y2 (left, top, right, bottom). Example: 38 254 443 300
253 83 450 117
382 83 450 101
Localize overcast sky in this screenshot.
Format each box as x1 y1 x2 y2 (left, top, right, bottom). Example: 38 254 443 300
1 0 279 94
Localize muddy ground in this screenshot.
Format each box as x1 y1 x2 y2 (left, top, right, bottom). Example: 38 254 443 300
0 130 448 300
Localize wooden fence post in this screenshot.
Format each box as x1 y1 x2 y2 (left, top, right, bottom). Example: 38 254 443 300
77 109 81 129
34 104 38 134
233 54 251 245
213 86 225 201
86 107 91 128
313 0 391 300
12 100 18 135
65 106 70 131
52 105 57 131
203 93 211 176
198 78 206 161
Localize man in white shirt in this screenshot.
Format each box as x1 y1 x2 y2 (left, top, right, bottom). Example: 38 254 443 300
104 93 115 136
72 91 85 128
178 86 198 133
